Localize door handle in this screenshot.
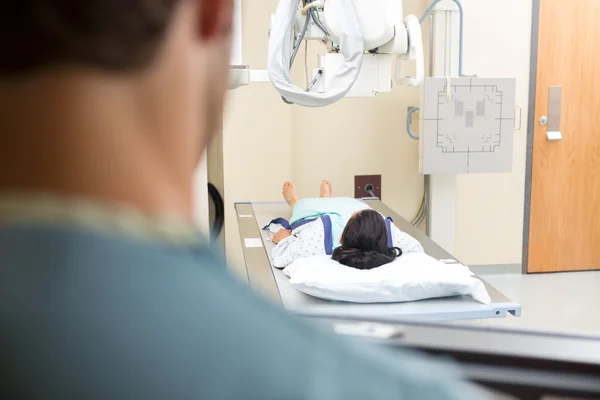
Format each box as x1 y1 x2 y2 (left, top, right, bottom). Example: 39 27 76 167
545 86 562 141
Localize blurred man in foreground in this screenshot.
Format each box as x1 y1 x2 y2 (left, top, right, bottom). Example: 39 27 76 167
0 1 486 398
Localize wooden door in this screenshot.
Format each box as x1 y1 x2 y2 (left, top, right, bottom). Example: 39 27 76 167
527 0 600 272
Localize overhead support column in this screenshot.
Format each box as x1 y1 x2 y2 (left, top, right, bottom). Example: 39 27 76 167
427 0 460 254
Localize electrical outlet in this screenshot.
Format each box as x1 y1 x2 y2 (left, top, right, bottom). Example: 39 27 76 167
355 175 382 199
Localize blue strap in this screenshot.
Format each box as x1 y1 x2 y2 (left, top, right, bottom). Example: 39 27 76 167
385 217 394 248
264 217 322 233
263 218 291 231
291 217 318 230
321 215 333 256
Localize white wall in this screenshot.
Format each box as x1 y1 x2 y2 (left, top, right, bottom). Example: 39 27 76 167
454 0 532 265
194 152 210 236
221 0 533 271
222 0 292 278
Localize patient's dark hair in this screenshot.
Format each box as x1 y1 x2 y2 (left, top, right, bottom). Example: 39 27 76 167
332 209 402 270
0 0 180 75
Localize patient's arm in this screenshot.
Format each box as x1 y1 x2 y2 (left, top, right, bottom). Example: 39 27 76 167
272 229 291 244
390 222 425 253
272 220 327 269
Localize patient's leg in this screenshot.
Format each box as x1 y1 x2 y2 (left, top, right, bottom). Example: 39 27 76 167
282 181 299 207
320 179 332 198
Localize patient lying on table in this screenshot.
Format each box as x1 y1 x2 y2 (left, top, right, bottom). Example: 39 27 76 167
268 180 424 270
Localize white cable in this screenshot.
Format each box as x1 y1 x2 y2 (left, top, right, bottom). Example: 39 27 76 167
268 0 364 107
446 75 452 101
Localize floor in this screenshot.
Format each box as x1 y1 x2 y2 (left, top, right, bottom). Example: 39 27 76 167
460 271 600 335
457 271 600 399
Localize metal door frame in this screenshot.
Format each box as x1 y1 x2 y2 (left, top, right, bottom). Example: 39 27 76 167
522 0 541 274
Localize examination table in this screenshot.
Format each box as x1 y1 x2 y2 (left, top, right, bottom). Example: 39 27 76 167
235 198 521 322
234 199 600 399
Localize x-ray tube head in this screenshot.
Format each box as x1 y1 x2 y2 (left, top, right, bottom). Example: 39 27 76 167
267 0 423 106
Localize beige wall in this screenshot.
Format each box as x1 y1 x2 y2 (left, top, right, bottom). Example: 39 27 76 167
221 0 533 270
454 0 532 265
222 0 292 278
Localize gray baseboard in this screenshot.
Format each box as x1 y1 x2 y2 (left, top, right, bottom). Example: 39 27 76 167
470 264 522 276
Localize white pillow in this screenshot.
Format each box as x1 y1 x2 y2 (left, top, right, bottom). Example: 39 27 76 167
283 252 491 304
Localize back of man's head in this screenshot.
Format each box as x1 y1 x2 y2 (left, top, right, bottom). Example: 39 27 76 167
2 1 179 74
0 0 233 218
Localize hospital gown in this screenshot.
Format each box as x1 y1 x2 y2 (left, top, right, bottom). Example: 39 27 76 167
272 218 425 269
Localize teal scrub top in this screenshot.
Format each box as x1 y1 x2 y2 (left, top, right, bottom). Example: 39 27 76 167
0 195 487 399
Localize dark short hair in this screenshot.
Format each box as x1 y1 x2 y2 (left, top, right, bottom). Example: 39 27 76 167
0 0 180 75
332 209 402 270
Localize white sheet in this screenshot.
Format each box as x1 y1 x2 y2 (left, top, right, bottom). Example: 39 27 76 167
283 253 491 304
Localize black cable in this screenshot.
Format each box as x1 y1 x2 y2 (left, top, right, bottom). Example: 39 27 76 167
414 184 429 227
411 181 427 225
309 7 329 36
305 69 322 92
207 183 224 241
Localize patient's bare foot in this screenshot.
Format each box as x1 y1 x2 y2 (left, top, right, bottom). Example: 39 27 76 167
282 181 299 207
320 179 332 198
